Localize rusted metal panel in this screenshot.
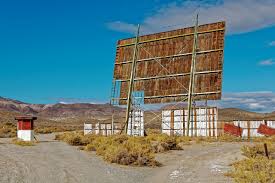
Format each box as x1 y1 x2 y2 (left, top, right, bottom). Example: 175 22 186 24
113 21 225 105
224 123 242 137
232 120 275 138
257 124 275 136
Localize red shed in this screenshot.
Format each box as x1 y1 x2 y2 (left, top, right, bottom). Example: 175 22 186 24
15 116 37 141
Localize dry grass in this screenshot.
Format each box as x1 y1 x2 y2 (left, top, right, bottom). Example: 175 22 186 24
12 138 36 146
55 132 192 166
56 130 275 169
0 122 17 138
227 140 275 183
227 157 275 183
35 126 75 134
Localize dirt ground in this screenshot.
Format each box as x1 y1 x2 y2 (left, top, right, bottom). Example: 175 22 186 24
0 134 245 183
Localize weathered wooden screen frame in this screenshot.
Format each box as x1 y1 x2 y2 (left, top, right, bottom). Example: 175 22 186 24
112 21 225 105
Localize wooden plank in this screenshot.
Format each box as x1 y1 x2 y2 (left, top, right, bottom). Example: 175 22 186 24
208 108 211 136
182 110 185 136
212 108 215 137
171 110 175 136
194 109 197 137
247 121 250 140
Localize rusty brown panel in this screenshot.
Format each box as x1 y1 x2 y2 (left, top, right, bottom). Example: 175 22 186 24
194 73 220 93
117 21 225 47
114 21 225 104
195 51 222 71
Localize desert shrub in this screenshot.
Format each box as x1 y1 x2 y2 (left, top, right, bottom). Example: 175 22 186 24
252 136 275 144
241 143 275 159
227 157 275 183
35 126 75 134
55 131 88 146
56 132 189 166
12 138 35 146
145 133 181 152
84 135 160 166
104 137 159 166
227 143 275 182
145 129 161 135
218 134 242 142
0 123 17 138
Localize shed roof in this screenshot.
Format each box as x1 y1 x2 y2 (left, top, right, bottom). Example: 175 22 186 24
15 116 37 120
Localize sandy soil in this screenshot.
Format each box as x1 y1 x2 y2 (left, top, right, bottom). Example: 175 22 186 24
0 134 244 183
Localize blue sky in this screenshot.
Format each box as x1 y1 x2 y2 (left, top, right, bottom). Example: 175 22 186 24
0 0 275 112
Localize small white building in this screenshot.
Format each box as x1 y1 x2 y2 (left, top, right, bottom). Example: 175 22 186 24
15 116 37 141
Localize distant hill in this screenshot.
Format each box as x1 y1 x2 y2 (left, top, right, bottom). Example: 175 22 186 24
0 97 274 129
0 97 124 119
218 108 275 121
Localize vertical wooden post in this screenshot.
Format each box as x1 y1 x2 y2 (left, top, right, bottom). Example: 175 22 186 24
205 100 208 137
194 109 197 137
187 14 199 136
264 143 269 159
247 121 250 141
99 123 102 135
124 24 140 134
105 124 107 137
212 108 215 137
171 110 175 136
111 112 114 135
182 109 185 136
208 108 211 136
215 107 218 139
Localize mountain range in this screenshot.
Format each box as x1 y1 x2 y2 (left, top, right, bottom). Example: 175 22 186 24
0 97 274 128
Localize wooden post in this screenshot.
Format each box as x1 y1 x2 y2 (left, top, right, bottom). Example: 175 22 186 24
208 108 211 136
99 123 102 135
212 108 215 137
182 109 185 136
111 112 114 135
187 14 199 136
194 109 197 137
264 143 269 159
247 121 250 141
105 124 107 136
215 107 218 139
123 24 140 134
171 110 175 136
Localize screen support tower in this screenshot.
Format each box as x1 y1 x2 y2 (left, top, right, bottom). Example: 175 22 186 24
186 14 199 136
122 24 140 134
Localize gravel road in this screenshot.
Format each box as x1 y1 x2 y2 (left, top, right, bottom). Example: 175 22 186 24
0 134 244 183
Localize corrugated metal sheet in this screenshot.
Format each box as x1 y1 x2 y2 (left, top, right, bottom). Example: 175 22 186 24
162 107 217 136
113 21 225 105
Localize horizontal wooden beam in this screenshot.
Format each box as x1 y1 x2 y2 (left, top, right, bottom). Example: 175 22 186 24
117 28 225 48
111 91 221 101
115 49 223 65
115 70 222 82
